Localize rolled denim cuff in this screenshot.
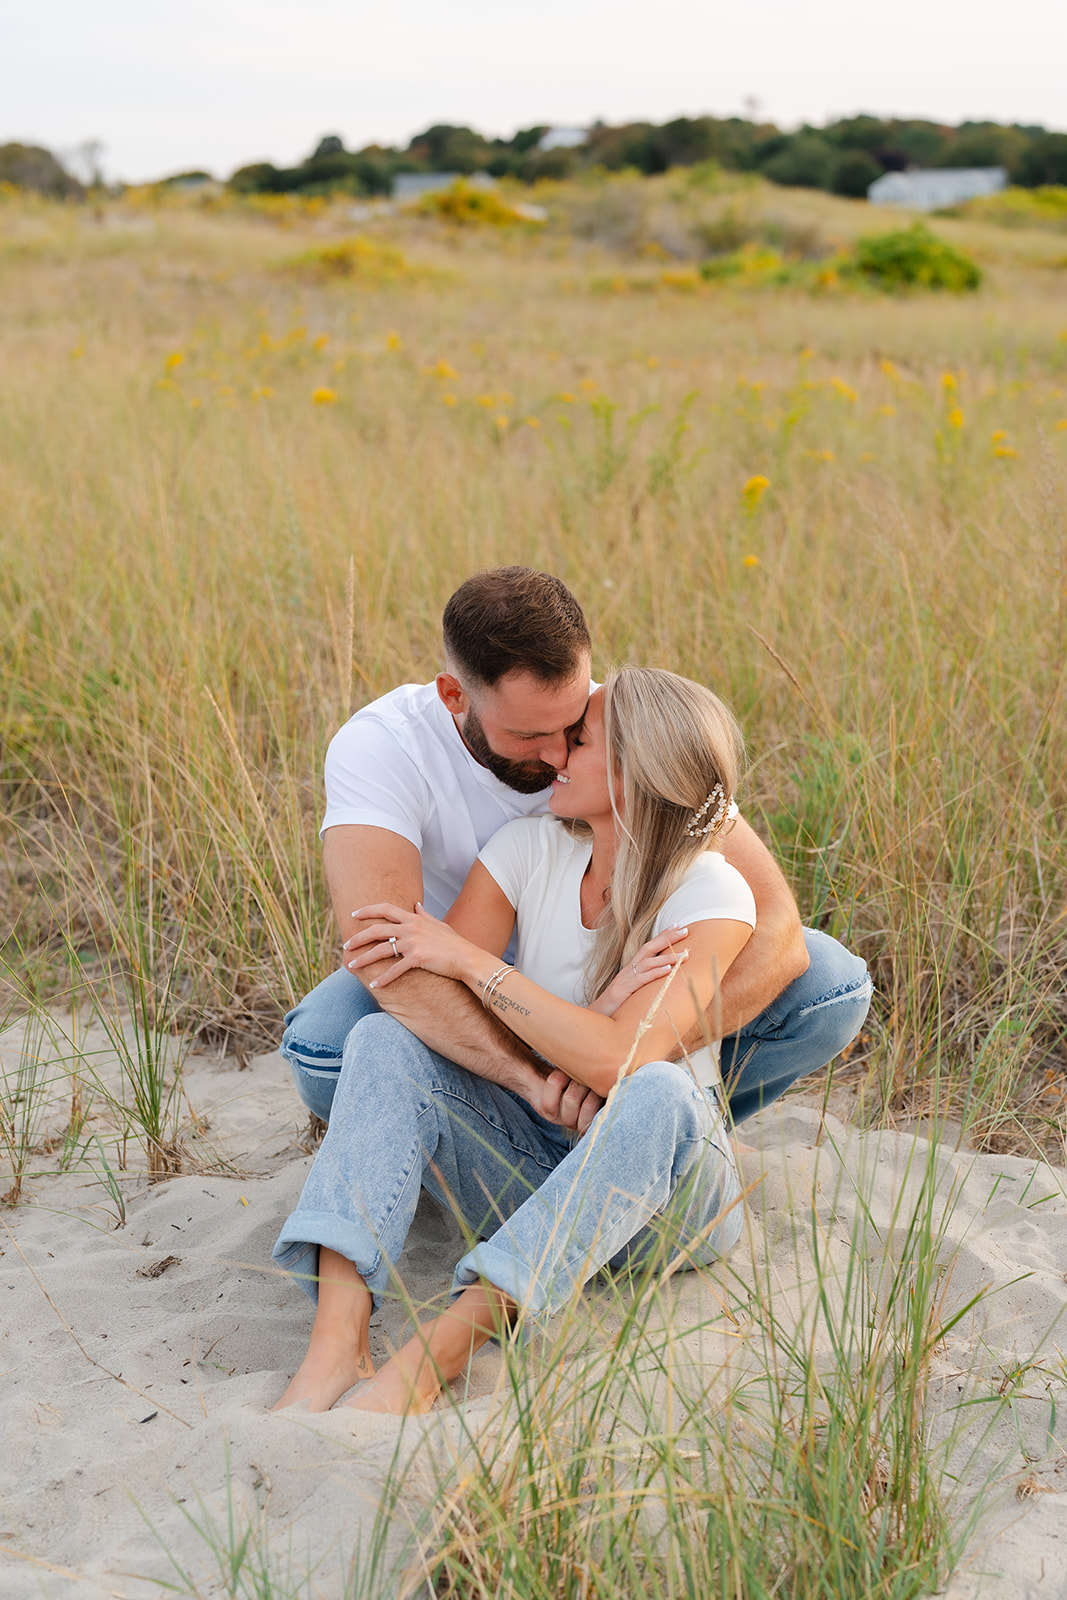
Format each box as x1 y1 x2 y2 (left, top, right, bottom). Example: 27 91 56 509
272 1210 389 1308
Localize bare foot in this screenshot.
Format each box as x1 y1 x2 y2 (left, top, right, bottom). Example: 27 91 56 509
273 1334 375 1412
345 1346 439 1417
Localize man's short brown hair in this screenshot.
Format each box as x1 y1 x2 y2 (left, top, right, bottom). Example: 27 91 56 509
442 568 590 688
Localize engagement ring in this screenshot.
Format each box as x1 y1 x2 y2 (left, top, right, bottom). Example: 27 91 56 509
390 936 399 958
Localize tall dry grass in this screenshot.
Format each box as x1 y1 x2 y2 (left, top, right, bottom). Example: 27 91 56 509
1 186 1066 1160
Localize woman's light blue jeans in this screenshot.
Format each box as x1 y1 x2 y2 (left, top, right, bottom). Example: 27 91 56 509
273 1013 743 1326
280 927 873 1125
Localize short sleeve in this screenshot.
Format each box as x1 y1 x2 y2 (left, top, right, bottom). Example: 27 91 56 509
321 717 433 847
478 817 549 910
654 855 756 934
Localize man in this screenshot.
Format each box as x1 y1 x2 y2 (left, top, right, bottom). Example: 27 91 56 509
281 566 871 1132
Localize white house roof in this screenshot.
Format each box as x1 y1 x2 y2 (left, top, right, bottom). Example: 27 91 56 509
867 167 1007 210
538 127 587 152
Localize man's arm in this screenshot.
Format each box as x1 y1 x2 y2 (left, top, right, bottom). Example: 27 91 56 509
715 816 809 1033
323 825 598 1128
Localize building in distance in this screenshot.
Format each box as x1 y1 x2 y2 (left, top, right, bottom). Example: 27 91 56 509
867 167 1007 210
538 127 587 153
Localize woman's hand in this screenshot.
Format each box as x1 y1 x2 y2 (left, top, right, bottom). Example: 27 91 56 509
344 902 484 989
588 926 689 1017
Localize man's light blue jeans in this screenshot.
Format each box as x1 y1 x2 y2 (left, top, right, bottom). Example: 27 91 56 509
280 928 873 1126
273 1013 743 1325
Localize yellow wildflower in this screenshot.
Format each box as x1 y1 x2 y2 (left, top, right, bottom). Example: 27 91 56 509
525 416 541 428
386 332 401 350
312 387 338 404
430 359 458 380
879 404 896 417
742 474 770 511
646 356 660 369
831 377 857 402
993 445 1017 458
941 371 957 391
990 429 1007 443
252 385 274 400
476 394 495 408
165 351 185 370
442 393 458 406
495 414 510 430
880 359 899 379
71 343 85 360
947 407 964 429
312 333 329 351
556 392 576 404
1055 419 1067 431
804 449 835 463
743 554 761 568
579 379 597 393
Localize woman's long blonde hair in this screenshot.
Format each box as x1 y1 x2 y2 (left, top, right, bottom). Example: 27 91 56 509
580 667 745 1003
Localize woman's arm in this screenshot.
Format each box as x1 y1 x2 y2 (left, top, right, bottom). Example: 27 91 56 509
347 905 753 1099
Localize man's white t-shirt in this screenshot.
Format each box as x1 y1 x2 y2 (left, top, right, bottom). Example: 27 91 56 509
321 682 551 920
478 815 757 1090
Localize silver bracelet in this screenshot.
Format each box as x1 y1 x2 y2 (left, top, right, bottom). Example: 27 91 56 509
481 964 514 1010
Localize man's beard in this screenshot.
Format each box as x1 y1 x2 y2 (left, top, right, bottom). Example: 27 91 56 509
461 707 556 795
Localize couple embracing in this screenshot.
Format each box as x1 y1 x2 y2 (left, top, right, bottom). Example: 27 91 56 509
273 567 871 1415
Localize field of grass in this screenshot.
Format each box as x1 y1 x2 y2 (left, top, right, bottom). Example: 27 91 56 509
1 177 1066 1597
3 178 1065 1154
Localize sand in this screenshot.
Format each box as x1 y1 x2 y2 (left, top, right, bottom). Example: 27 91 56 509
1 1022 1065 1598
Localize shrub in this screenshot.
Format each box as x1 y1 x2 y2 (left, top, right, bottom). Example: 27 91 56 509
417 180 542 227
285 235 411 283
941 185 1067 232
842 224 982 291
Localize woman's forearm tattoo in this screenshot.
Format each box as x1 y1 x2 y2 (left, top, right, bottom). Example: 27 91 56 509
491 991 531 1021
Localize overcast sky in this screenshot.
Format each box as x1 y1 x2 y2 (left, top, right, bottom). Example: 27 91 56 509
3 0 1064 182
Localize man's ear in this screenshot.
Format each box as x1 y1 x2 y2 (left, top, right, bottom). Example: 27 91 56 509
436 672 469 716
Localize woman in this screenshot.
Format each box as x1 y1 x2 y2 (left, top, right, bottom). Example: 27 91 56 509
273 667 756 1415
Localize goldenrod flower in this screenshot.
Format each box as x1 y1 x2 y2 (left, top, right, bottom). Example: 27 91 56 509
646 356 659 369
742 474 770 511
1055 419 1067 431
804 449 835 462
495 414 510 429
993 445 1017 458
442 393 458 406
312 333 329 351
165 351 185 370
990 429 1007 443
880 359 899 378
431 359 458 380
556 392 576 404
831 376 857 402
476 394 495 408
579 379 597 393
941 371 957 391
385 332 401 350
252 385 274 400
743 554 761 567
525 416 541 428
71 343 85 360
312 387 338 404
947 407 964 429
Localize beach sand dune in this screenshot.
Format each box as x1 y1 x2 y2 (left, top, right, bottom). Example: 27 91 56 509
2 1041 1065 1598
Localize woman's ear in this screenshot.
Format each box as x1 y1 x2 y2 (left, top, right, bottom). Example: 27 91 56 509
436 672 469 716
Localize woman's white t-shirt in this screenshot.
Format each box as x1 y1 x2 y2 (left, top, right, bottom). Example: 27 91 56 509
478 815 756 1090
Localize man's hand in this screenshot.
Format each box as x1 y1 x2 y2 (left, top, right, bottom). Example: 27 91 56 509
531 1068 604 1135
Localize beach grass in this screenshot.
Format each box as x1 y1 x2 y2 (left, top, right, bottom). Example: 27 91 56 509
1 178 1066 1593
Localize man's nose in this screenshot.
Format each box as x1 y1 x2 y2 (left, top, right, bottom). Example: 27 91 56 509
537 732 570 768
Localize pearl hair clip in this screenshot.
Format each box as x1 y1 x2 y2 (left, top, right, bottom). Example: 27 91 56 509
685 782 730 838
